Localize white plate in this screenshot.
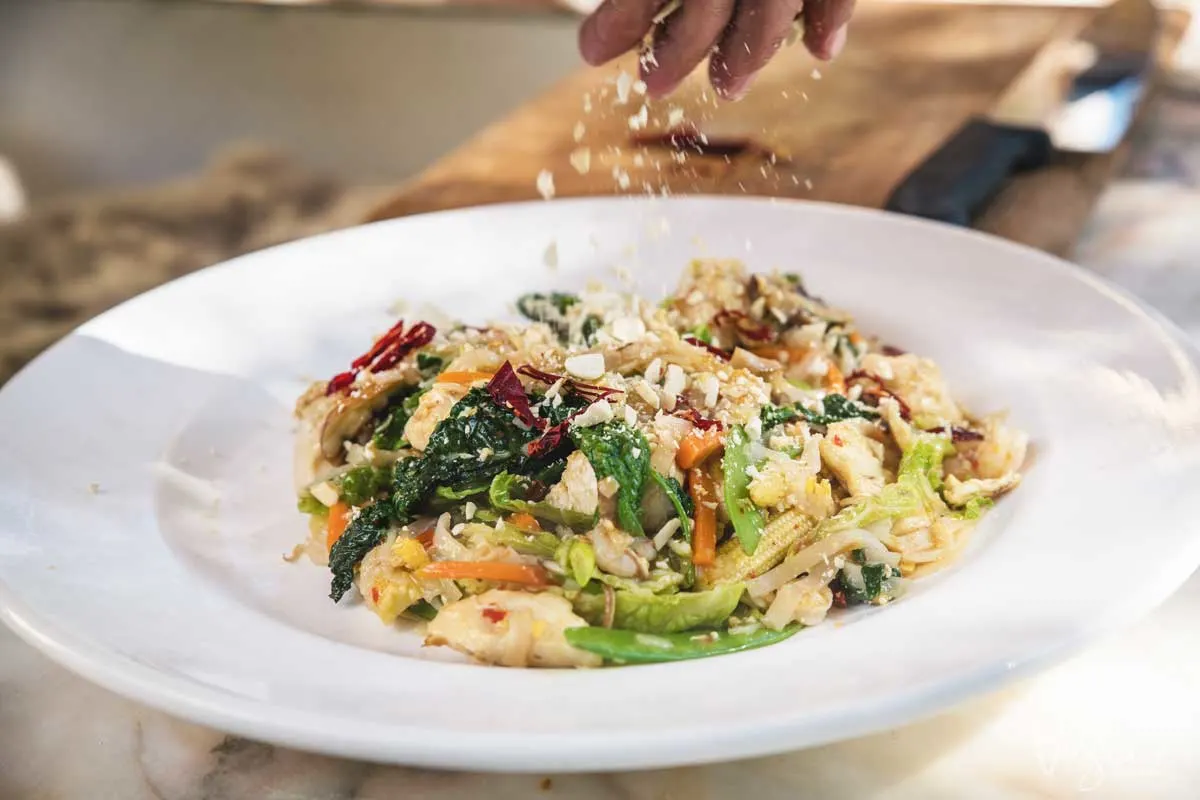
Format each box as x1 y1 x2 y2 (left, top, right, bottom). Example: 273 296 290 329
2 197 1199 772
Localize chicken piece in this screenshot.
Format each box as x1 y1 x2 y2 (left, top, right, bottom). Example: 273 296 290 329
819 421 886 499
859 353 962 424
648 412 692 481
425 589 602 668
586 519 651 578
669 259 750 330
545 451 600 517
943 472 1021 506
951 415 1028 481
749 444 836 520
356 537 428 625
403 383 468 452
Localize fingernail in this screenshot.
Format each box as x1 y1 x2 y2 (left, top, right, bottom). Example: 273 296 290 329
826 25 848 60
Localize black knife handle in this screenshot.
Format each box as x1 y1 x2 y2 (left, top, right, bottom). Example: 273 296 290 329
885 118 1054 227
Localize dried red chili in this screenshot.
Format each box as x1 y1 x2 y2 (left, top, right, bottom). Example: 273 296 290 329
325 320 437 396
683 335 731 360
481 606 508 623
672 405 723 431
516 365 622 403
929 426 985 443
712 309 773 342
486 361 545 431
847 370 912 420
525 416 579 460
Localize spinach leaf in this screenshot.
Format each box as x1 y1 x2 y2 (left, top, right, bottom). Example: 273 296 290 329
761 394 879 432
390 456 432 522
488 472 597 530
422 387 540 490
835 561 901 605
328 502 391 601
537 393 589 427
570 421 650 535
759 403 799 431
722 425 766 554
650 472 693 541
372 388 425 450
581 315 603 346
649 471 696 587
800 394 879 426
516 293 579 342
336 465 389 506
416 352 444 377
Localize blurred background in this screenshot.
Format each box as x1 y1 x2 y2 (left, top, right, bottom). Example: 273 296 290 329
0 0 586 203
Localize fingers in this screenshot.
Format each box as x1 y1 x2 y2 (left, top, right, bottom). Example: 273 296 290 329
710 0 805 100
579 0 667 67
640 0 739 97
801 0 855 61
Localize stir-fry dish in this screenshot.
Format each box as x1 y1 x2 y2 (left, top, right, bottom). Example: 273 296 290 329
293 260 1026 667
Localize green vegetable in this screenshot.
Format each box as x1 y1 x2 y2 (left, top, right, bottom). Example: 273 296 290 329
516 292 579 343
820 434 952 535
405 600 439 621
595 570 684 595
573 584 744 633
297 493 327 515
835 555 901 605
799 394 880 426
649 472 696 586
688 323 713 344
581 315 603 346
422 387 540 490
390 456 432 522
759 403 799 431
336 465 389 506
488 472 598 530
570 421 650 536
372 388 425 450
722 425 765 555
954 496 993 520
558 538 597 587
328 503 391 601
434 484 489 501
564 623 801 664
416 353 444 377
478 522 561 559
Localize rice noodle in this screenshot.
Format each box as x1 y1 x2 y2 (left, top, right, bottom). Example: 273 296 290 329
748 528 870 599
763 561 840 630
433 512 470 561
652 518 681 551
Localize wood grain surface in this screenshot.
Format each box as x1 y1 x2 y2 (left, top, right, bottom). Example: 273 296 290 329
368 1 1189 257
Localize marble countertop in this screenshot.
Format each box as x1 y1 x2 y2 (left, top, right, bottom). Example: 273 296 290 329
5 87 1200 799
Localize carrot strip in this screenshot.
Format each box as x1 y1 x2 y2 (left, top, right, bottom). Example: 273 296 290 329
824 362 847 394
435 370 494 384
415 528 436 549
325 502 351 551
417 561 550 586
688 468 717 567
507 512 542 532
676 426 725 470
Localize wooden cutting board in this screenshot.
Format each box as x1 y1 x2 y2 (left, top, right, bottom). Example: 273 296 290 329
367 1 1189 257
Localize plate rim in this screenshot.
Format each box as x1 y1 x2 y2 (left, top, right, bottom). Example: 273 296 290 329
3 195 1200 772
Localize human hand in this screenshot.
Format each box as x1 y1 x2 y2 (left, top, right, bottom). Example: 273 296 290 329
579 0 854 100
